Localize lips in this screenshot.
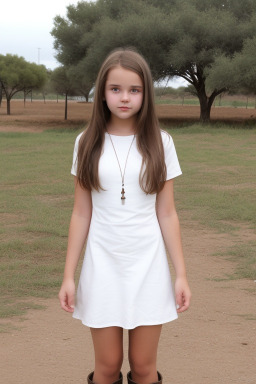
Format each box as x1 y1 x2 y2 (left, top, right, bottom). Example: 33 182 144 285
119 106 130 111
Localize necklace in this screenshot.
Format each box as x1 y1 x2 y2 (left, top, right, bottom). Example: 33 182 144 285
107 132 135 203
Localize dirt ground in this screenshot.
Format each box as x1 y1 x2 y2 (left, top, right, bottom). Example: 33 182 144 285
0 102 255 383
1 220 255 384
1 100 256 132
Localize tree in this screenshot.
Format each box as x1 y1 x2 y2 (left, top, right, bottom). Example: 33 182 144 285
0 83 2 107
51 0 256 122
50 66 76 120
51 0 102 98
165 1 256 121
0 54 47 115
52 1 171 86
234 37 256 95
68 61 94 102
207 36 256 96
51 0 153 100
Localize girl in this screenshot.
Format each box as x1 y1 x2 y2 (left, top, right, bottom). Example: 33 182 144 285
59 48 191 384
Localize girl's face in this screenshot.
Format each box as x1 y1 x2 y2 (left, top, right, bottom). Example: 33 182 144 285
104 66 143 124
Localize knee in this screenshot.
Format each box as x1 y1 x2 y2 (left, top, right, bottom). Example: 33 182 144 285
128 354 155 378
97 353 123 377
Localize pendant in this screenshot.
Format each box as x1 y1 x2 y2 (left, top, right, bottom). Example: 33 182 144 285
121 186 125 205
121 187 126 200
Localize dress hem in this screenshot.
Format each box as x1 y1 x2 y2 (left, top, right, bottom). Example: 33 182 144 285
72 314 178 330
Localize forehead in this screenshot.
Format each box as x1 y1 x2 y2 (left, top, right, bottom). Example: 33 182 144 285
105 66 143 87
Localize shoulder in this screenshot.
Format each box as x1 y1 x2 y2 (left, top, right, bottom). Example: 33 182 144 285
75 131 85 144
160 130 182 179
160 129 174 150
73 131 85 150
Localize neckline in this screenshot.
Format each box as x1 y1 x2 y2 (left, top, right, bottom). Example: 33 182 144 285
105 132 136 137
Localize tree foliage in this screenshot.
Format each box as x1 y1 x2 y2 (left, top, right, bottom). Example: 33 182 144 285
51 0 256 122
207 36 256 95
0 54 47 115
233 37 256 94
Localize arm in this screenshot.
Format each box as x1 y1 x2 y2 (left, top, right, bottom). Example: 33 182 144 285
156 179 191 313
59 177 92 313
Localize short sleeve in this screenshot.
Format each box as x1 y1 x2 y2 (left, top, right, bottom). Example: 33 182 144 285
161 130 182 180
71 132 83 176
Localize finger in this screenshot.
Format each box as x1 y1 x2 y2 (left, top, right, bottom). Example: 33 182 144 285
68 295 75 311
59 293 74 313
177 304 189 313
60 300 74 313
177 295 191 313
176 292 183 310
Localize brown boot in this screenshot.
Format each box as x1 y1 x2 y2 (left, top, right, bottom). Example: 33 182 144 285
127 371 162 384
87 371 123 384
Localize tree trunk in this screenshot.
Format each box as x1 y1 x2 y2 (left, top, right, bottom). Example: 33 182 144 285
7 98 11 115
0 84 2 107
198 91 211 122
65 93 68 120
197 88 218 123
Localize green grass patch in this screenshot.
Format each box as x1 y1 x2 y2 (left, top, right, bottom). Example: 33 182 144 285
169 125 256 230
0 129 82 319
167 124 256 282
0 124 255 320
0 298 45 319
213 243 256 280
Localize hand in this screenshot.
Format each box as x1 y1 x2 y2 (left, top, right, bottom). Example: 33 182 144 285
175 277 191 313
58 278 75 313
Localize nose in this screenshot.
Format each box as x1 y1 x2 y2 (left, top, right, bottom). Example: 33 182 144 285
121 91 129 102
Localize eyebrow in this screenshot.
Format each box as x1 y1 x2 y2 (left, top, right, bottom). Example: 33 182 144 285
108 84 143 88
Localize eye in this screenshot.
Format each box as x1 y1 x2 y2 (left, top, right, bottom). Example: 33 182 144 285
131 88 140 94
111 87 119 93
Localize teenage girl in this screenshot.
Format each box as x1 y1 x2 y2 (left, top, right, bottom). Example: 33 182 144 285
59 48 191 384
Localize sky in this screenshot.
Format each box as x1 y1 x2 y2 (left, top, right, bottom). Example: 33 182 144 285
0 0 83 69
0 0 186 88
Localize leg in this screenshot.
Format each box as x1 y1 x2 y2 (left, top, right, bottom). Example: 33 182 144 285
90 326 123 384
128 325 162 384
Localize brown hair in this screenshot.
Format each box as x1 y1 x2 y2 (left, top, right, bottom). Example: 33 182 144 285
77 48 166 194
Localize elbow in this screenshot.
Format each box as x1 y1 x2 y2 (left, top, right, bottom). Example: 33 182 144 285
72 207 92 221
156 208 179 223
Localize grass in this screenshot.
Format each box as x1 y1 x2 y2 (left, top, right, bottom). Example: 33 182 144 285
167 124 256 281
0 125 255 319
0 130 80 317
155 95 256 109
167 125 256 228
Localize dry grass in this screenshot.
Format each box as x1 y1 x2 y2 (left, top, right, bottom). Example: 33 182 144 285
0 100 256 133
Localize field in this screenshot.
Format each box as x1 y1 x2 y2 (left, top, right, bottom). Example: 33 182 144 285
1 99 256 133
0 101 256 383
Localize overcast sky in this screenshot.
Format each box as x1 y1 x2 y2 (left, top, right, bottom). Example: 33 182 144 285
0 0 83 69
0 0 186 87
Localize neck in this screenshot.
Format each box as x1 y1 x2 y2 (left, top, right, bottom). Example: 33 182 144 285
107 116 136 136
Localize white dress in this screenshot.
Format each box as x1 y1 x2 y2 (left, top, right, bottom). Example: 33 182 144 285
71 130 182 329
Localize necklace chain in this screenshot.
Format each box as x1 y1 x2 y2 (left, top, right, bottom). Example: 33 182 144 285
107 132 135 201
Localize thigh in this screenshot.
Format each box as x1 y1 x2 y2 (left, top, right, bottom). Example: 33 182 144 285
90 326 124 364
128 325 162 364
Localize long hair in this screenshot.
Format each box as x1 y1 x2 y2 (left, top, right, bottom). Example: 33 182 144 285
77 48 166 194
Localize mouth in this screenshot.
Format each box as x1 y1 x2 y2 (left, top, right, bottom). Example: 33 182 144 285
119 106 130 111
